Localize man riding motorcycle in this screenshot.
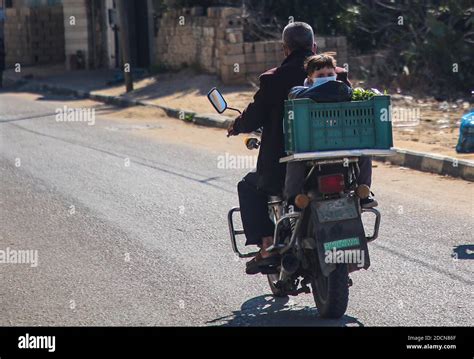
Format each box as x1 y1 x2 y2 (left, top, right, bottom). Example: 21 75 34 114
227 22 374 275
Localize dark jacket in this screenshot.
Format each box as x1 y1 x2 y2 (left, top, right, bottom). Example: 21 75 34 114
233 49 350 194
288 80 353 102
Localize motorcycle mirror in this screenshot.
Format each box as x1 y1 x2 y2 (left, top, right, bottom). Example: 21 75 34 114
207 87 227 114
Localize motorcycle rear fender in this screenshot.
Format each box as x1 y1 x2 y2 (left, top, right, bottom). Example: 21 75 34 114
309 200 371 276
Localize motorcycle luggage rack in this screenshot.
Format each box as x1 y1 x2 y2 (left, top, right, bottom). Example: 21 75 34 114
280 149 396 163
361 207 381 242
228 203 380 258
227 207 259 258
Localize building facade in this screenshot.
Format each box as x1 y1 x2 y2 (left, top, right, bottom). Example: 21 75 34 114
1 0 156 70
0 1 349 85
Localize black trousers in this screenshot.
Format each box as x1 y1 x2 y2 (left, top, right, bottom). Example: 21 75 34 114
238 158 372 246
237 172 275 246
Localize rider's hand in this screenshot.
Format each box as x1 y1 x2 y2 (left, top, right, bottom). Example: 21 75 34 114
227 122 238 137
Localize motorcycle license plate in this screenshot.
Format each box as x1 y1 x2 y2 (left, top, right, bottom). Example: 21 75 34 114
315 197 359 223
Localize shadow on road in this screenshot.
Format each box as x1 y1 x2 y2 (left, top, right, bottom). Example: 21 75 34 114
206 295 363 327
2 67 252 105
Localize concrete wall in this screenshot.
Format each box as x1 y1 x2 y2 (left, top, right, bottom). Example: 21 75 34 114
62 0 89 69
154 6 349 84
155 6 219 74
348 50 389 80
3 4 64 67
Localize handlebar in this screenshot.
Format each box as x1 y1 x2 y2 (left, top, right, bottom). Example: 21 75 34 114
244 128 262 150
244 137 260 150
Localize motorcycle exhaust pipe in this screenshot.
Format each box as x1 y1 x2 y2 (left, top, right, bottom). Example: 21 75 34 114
279 253 299 281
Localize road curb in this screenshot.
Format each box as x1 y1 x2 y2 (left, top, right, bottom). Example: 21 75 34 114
373 149 474 182
7 77 473 182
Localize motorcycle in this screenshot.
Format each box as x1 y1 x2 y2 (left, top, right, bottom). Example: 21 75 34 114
207 87 393 318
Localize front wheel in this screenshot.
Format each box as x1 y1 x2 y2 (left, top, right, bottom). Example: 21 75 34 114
311 264 349 318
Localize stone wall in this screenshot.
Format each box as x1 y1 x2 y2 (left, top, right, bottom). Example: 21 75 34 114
240 36 348 83
348 51 390 80
4 5 65 67
154 6 349 84
155 6 220 74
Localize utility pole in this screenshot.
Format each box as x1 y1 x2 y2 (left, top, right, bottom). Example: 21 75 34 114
116 0 133 92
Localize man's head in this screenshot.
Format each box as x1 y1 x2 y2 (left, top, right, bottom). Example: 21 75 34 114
282 22 316 57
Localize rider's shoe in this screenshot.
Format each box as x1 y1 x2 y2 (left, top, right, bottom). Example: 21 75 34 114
245 252 280 275
360 196 378 208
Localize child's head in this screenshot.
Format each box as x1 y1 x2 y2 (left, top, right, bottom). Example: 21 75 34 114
304 52 337 80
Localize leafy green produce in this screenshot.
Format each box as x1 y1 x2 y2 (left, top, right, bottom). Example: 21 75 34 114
351 88 387 101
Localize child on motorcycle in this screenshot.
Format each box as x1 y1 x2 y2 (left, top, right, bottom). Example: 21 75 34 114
288 52 352 101
284 53 377 208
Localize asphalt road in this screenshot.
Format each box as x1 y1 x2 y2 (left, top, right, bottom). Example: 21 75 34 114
0 90 472 326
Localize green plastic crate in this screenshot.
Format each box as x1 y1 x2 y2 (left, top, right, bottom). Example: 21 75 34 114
284 96 393 153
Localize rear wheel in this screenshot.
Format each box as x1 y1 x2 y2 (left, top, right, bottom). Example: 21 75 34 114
307 211 349 318
311 264 349 318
